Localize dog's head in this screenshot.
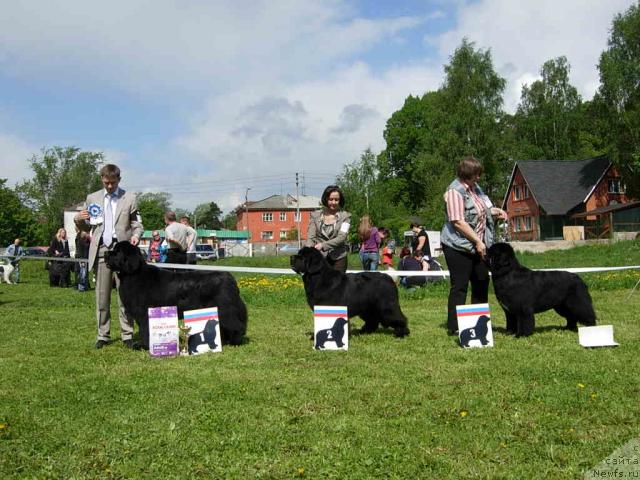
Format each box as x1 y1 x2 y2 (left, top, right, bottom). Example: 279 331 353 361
290 247 326 275
104 241 146 275
477 315 490 328
486 242 519 276
333 317 348 328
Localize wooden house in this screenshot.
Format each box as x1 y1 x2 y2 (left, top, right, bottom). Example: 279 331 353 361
502 155 634 240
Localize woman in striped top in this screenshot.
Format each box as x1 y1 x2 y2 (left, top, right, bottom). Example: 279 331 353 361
440 156 508 335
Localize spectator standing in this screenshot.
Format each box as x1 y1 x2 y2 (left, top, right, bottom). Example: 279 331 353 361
306 185 351 273
74 163 144 349
410 222 432 258
381 238 395 270
358 215 384 271
164 211 191 264
5 238 24 283
180 216 198 265
75 230 91 291
48 228 71 287
147 230 166 263
440 155 508 335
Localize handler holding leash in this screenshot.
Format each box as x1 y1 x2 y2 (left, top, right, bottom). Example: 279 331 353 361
441 156 508 335
75 164 144 349
306 185 351 273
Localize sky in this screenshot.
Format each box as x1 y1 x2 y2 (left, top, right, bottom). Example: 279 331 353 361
0 0 635 214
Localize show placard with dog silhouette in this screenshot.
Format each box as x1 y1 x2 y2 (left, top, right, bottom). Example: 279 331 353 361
456 303 493 349
148 306 179 357
183 307 222 355
314 306 349 351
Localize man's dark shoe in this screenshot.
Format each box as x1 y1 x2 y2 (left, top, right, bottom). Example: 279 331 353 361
123 339 140 350
95 340 110 349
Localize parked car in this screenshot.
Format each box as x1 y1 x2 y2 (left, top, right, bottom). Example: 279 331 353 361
195 244 217 261
24 247 48 256
278 244 300 253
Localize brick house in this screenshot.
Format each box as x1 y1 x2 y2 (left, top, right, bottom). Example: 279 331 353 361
235 194 321 242
502 155 634 240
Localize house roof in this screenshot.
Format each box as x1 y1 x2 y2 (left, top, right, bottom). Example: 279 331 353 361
508 155 610 215
240 194 321 211
571 200 640 218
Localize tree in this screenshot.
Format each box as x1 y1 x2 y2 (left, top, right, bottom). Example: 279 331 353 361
597 3 640 196
379 38 508 224
17 147 103 244
0 179 37 246
439 38 507 197
137 192 172 231
514 56 583 159
379 92 447 209
174 208 192 222
221 212 237 230
193 202 223 229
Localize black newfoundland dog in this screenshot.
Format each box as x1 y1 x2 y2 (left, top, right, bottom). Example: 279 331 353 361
291 247 409 337
487 242 596 337
105 241 247 349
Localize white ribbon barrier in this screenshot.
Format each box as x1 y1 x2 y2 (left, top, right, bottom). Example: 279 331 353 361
2 255 639 277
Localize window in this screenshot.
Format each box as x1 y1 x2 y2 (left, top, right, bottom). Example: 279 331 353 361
279 212 286 221
262 212 273 222
280 230 287 239
294 211 301 222
513 216 532 232
513 185 529 201
608 178 625 194
261 231 273 240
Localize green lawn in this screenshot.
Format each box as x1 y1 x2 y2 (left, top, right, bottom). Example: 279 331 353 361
1 241 639 479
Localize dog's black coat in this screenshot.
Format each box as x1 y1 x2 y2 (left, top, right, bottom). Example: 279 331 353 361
188 319 219 354
291 247 409 337
49 261 73 287
487 242 596 336
459 315 490 347
315 317 348 349
105 241 247 348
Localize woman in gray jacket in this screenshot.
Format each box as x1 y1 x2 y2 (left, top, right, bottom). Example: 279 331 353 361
306 185 351 273
441 156 508 334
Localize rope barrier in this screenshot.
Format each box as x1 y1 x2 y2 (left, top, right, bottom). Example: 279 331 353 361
2 255 639 278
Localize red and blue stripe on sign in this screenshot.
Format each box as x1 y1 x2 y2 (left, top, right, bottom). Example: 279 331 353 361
314 307 348 317
184 308 218 323
456 305 490 317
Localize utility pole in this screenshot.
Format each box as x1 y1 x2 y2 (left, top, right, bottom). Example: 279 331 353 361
296 173 301 248
245 188 251 242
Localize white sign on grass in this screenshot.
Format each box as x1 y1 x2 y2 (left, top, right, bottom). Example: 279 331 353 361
313 306 348 350
183 307 222 355
456 303 493 348
148 306 179 357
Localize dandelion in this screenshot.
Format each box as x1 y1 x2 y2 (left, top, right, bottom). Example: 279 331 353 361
577 383 585 389
459 410 469 418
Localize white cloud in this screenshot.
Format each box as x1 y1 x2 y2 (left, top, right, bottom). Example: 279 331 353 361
1 0 634 213
0 133 36 186
434 0 635 111
0 1 426 96
174 61 443 211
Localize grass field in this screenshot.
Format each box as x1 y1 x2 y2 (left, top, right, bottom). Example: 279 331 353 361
1 241 639 479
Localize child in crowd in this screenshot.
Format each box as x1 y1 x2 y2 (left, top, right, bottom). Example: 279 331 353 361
381 238 395 270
